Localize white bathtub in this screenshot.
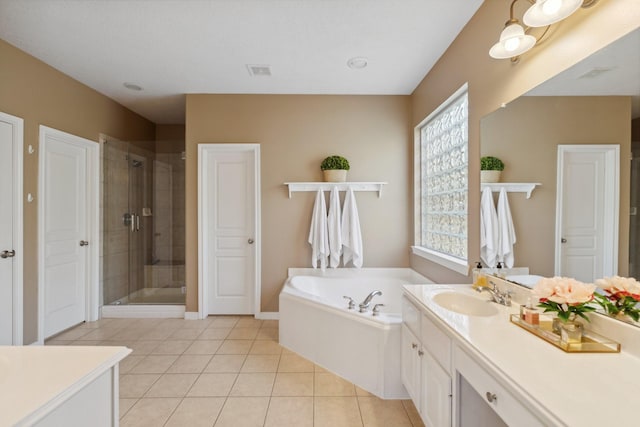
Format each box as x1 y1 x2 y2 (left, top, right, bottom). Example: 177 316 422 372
279 268 432 399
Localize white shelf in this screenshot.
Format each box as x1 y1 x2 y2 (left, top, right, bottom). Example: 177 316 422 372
480 182 541 199
284 182 387 198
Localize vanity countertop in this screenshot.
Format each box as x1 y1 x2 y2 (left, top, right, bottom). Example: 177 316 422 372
403 284 640 426
0 345 131 426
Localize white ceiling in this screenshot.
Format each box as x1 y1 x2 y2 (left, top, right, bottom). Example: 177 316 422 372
0 0 483 124
526 28 640 117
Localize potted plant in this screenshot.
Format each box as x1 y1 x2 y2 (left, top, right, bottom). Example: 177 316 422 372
321 155 350 182
480 156 504 183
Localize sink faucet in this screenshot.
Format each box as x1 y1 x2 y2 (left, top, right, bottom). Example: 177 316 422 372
476 283 511 306
359 290 382 312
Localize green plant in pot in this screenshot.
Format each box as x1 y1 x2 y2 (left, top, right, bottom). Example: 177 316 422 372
321 155 350 182
480 156 504 183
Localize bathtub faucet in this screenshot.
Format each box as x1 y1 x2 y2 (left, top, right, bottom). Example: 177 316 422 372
359 290 382 313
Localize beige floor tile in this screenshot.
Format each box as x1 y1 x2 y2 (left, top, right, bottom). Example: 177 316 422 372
180 319 214 328
70 340 101 346
205 354 247 373
229 372 276 396
75 328 119 340
314 364 329 373
227 327 260 340
185 339 223 354
241 355 280 373
264 396 313 427
119 374 161 398
235 318 263 328
214 396 270 427
256 328 278 340
314 372 356 396
119 355 145 374
119 398 138 419
165 397 226 427
249 340 283 355
142 327 175 340
126 340 161 355
169 327 205 340
130 355 179 374
356 386 374 397
314 396 363 427
216 340 253 355
187 373 238 397
110 328 155 341
210 317 239 328
358 397 414 427
151 340 193 355
50 327 92 341
198 327 231 340
166 354 212 374
260 320 279 329
43 340 72 346
402 400 425 427
272 372 314 396
144 373 199 397
278 352 314 372
120 397 181 427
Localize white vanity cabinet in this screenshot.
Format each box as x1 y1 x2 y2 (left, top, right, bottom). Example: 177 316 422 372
401 296 452 427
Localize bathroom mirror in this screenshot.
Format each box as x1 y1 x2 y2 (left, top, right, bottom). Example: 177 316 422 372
480 28 640 326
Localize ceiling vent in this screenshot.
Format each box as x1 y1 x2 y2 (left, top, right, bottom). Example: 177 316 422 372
578 67 615 79
247 64 272 77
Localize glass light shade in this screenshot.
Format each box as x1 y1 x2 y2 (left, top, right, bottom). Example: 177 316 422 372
489 23 536 59
523 0 583 27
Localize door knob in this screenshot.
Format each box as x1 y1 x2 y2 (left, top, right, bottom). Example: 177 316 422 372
79 240 89 247
1 250 16 258
248 238 254 244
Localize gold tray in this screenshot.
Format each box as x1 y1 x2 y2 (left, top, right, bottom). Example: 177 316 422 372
510 314 620 353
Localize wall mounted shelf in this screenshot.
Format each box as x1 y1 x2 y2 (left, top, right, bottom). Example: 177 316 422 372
481 182 541 199
284 182 387 198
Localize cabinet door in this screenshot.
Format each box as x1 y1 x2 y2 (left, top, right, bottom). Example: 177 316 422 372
401 324 421 405
421 350 452 427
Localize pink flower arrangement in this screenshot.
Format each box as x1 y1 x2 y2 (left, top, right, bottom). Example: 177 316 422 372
532 277 596 322
594 276 640 322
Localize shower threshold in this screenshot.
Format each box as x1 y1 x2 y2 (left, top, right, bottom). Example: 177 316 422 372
110 287 185 305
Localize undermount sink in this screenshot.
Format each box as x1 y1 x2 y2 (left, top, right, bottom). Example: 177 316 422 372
432 292 499 317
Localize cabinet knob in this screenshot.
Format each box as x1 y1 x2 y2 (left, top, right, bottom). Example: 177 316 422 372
411 343 418 349
486 392 498 403
418 350 424 356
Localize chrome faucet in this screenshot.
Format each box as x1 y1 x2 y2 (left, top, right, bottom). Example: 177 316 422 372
359 290 382 313
476 283 511 306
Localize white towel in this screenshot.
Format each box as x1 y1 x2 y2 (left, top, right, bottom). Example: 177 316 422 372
341 188 363 268
497 188 516 268
480 186 499 268
308 189 329 269
327 187 343 268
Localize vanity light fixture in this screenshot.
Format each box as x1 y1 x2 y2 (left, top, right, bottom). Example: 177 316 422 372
489 0 599 61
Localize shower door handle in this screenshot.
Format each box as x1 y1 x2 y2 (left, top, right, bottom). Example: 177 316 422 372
136 214 140 231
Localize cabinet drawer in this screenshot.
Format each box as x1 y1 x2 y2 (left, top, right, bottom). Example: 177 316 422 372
402 295 421 336
454 347 545 427
421 314 451 374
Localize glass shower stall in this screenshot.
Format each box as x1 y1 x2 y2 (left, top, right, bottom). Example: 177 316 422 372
102 137 185 305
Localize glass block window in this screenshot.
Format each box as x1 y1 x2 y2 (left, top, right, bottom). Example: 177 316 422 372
418 87 468 262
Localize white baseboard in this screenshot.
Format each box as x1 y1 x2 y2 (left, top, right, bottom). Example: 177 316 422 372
101 305 185 318
256 312 279 320
184 311 199 320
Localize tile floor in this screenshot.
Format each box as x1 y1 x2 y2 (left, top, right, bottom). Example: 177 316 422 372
46 316 424 427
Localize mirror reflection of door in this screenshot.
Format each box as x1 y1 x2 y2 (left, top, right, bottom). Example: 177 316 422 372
555 145 619 282
630 146 640 278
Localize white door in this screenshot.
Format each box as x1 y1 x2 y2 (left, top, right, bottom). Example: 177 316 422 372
0 112 23 345
39 126 99 339
199 144 260 316
555 145 619 282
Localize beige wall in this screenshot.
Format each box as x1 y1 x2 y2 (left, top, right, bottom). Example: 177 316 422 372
481 96 631 276
410 0 640 283
185 95 412 312
0 39 155 343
